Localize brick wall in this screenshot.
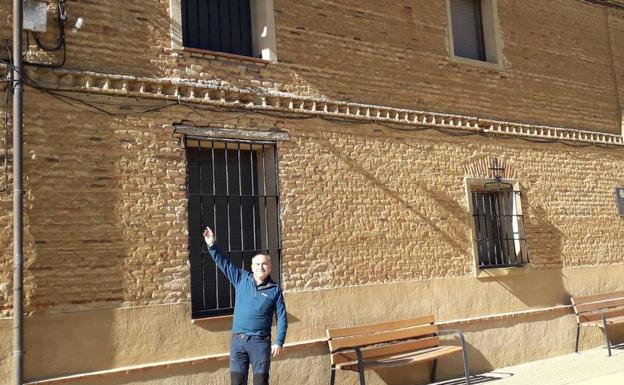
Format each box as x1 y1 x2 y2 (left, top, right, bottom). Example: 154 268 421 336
278 122 624 290
0 1 623 382
0 0 623 317
1 88 624 314
1 0 622 132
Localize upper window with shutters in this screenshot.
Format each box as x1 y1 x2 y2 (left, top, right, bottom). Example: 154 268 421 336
170 0 277 62
447 0 502 69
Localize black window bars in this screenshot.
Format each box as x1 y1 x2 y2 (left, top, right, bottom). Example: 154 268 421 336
471 187 529 269
186 138 281 318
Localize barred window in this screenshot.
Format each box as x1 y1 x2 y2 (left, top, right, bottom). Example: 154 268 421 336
468 182 529 269
186 139 281 318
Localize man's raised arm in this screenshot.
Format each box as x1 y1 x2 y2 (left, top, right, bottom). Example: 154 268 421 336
203 227 242 285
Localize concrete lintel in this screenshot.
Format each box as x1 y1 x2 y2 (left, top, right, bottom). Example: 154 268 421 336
174 125 289 142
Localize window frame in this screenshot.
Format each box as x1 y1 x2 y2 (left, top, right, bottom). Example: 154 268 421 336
446 0 503 70
169 0 278 62
185 137 283 319
465 178 529 276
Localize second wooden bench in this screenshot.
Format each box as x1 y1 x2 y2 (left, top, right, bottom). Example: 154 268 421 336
326 314 471 385
571 290 624 356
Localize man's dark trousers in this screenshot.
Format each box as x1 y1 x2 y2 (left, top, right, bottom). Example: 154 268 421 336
230 333 271 385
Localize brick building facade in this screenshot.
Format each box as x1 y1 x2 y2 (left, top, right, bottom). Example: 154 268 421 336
1 0 624 384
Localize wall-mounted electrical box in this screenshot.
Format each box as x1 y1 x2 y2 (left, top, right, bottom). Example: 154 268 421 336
616 187 624 216
24 0 48 32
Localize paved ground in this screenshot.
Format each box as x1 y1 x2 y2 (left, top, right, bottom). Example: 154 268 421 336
433 344 624 385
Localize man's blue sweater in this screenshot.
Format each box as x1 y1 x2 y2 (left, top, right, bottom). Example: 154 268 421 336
208 245 288 346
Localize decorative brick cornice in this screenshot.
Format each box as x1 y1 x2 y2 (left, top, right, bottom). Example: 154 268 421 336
11 65 624 147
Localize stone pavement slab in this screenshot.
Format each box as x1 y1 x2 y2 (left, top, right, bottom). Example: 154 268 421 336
433 344 624 385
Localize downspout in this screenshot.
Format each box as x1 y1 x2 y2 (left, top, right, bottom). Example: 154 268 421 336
12 0 24 383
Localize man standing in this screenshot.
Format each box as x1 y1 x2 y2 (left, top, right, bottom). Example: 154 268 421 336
203 227 287 385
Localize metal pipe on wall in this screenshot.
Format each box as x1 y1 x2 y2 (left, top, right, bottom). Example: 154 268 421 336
12 0 24 383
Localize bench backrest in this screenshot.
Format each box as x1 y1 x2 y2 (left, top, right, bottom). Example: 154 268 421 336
326 315 439 366
571 291 624 323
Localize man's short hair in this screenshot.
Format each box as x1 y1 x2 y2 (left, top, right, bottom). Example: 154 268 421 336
252 253 271 263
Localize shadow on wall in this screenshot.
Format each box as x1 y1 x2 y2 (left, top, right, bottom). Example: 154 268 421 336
23 103 126 379
523 203 564 270
375 309 573 385
194 312 301 333
311 135 470 258
485 199 569 308
374 339 490 385
59 358 230 385
311 133 572 308
65 340 330 385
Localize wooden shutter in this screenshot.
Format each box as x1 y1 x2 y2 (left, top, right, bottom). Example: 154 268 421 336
450 0 486 61
472 191 503 266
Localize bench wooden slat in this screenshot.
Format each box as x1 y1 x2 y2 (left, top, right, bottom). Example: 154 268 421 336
326 315 435 339
329 324 438 352
572 291 624 305
580 311 624 325
337 345 463 371
331 336 440 365
574 297 624 314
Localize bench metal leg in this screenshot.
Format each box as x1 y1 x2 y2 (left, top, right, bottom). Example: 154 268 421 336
601 310 612 357
575 324 581 353
430 359 437 383
458 333 471 385
329 366 336 385
354 348 366 385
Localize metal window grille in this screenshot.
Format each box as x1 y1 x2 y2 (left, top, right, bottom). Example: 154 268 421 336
471 189 529 268
450 0 486 61
186 139 281 318
181 0 254 57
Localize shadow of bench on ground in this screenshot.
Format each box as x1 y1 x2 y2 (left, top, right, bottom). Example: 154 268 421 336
607 342 624 353
433 372 513 385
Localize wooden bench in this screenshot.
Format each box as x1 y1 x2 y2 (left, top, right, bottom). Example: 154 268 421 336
571 291 624 356
326 315 471 385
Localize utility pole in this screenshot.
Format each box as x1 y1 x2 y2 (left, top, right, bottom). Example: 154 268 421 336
12 0 24 383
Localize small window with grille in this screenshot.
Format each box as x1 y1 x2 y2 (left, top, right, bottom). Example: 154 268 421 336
467 179 529 270
186 139 281 318
447 0 502 66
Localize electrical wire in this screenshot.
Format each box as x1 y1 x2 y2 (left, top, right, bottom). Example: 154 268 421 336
2 57 621 150
581 0 624 10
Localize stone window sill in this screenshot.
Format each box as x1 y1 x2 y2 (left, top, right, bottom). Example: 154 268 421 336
476 264 531 279
182 47 271 65
191 314 233 324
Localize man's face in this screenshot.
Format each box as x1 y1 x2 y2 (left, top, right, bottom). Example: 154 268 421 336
251 254 272 282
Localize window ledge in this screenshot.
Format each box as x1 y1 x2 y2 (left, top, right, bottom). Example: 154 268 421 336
450 55 503 71
191 314 233 324
181 47 272 65
476 264 531 279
